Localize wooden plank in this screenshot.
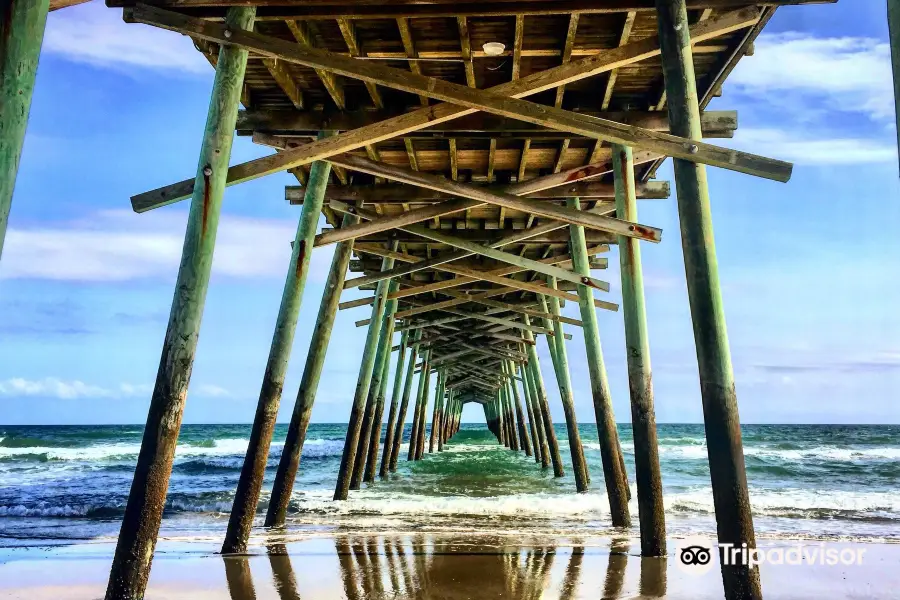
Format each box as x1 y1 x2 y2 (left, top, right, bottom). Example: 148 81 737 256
512 15 524 81
336 18 383 108
396 17 429 106
284 20 344 109
327 153 662 242
262 58 304 110
457 16 476 88
602 10 637 110
129 7 761 211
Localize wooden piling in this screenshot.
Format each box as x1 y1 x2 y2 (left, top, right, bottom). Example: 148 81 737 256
105 8 256 598
407 350 429 461
266 213 359 527
379 329 409 476
504 383 519 451
506 362 533 457
352 284 397 489
436 370 446 452
657 0 761 596
364 291 398 483
222 147 333 554
415 364 432 459
610 149 667 555
0 0 49 262
565 197 632 524
387 330 421 472
520 363 547 466
522 318 565 477
334 252 395 501
544 278 590 492
428 370 442 453
496 393 508 446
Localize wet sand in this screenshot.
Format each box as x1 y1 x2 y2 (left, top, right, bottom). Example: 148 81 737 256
1 533 897 599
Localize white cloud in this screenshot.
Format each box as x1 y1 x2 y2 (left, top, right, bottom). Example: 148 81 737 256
0 377 232 400
43 0 209 74
729 33 893 121
733 128 897 165
195 384 232 398
1 209 335 282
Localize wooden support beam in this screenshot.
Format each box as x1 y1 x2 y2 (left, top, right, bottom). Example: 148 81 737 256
1 0 49 262
285 20 344 109
222 142 334 554
657 1 761 596
262 58 304 110
396 17 429 106
609 148 666 555
325 153 662 243
265 212 359 527
386 329 421 472
336 18 383 108
105 8 256 600
457 16 477 88
602 11 637 110
129 7 764 211
567 195 632 528
334 251 395 501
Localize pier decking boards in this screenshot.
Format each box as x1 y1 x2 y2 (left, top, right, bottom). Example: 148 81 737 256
0 1 852 599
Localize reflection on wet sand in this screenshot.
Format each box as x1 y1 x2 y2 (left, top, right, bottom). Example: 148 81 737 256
224 534 668 599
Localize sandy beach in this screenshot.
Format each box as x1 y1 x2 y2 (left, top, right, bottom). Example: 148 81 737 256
1 532 897 599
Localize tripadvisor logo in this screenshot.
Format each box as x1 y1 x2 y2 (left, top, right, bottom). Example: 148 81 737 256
675 536 867 576
675 536 716 575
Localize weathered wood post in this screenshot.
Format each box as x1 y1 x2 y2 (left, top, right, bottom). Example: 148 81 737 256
223 144 333 554
520 363 548 466
407 349 430 461
105 8 256 598
334 251 396 501
266 213 359 527
0 0 49 262
610 150 667 555
543 279 590 492
523 318 565 477
351 282 397 489
565 198 632 525
656 1 761 596
429 369 443 453
496 393 508 446
503 382 519 451
415 364 433 460
379 329 409 475
364 291 399 483
506 361 533 457
436 370 446 452
387 329 421 472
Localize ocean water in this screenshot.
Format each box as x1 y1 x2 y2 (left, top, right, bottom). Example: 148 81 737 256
0 423 898 546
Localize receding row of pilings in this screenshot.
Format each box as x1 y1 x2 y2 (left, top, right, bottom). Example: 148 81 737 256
0 0 761 597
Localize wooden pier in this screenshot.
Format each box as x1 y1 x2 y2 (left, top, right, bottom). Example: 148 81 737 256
1 0 857 599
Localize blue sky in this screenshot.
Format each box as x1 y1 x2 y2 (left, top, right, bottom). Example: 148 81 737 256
1 0 898 425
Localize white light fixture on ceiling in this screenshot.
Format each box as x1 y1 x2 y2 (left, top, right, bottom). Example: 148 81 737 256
482 42 506 57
